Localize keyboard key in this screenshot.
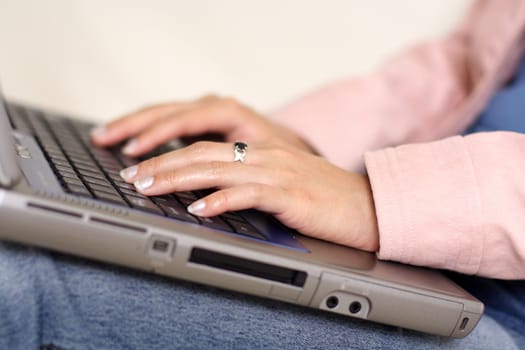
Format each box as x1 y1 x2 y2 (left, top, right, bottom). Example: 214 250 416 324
58 170 81 181
158 203 200 224
83 176 113 188
78 167 104 179
199 216 232 232
50 158 72 168
62 176 85 187
220 212 245 222
119 188 147 198
125 196 164 215
175 192 199 201
113 180 135 191
66 184 92 197
93 190 128 206
87 182 119 195
74 161 100 172
54 164 75 173
227 220 266 240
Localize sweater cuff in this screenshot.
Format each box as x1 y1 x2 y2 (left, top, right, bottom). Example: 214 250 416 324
364 136 484 274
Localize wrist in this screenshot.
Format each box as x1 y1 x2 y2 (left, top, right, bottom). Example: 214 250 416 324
356 174 380 252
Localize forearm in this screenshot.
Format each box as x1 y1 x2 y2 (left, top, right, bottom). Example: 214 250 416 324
365 132 525 279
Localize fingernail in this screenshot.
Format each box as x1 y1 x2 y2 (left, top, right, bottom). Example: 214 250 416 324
120 165 138 181
187 199 206 215
122 139 138 155
134 176 154 191
90 126 107 139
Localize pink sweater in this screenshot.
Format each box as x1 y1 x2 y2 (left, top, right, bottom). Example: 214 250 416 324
271 0 525 279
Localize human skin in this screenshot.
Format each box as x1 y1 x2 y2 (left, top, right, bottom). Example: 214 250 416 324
91 96 379 252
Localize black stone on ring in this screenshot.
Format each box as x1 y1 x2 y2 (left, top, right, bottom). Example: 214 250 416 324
233 142 248 163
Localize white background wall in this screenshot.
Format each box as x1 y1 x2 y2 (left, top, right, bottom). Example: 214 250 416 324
0 0 473 123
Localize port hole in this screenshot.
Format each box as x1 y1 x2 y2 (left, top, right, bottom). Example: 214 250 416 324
459 317 469 331
152 240 169 253
349 301 362 314
326 296 339 309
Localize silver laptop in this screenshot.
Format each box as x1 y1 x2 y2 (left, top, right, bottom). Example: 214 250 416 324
0 89 483 338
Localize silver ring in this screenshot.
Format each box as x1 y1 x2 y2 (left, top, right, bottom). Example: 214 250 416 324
233 142 248 163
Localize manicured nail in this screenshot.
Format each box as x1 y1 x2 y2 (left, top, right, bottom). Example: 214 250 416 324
134 176 154 191
122 139 138 155
90 126 107 139
187 200 206 215
120 165 138 181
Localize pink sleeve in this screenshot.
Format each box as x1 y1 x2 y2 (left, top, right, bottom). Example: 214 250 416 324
270 1 524 172
365 132 525 279
270 26 472 172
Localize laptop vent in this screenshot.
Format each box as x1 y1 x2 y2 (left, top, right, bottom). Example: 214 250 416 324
89 216 147 234
189 247 307 287
27 202 83 219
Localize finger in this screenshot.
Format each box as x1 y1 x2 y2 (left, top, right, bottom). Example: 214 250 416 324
120 103 242 156
132 161 274 196
120 141 260 182
90 103 188 146
186 183 289 217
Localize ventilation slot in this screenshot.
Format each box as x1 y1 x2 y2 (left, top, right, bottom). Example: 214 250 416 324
27 202 82 219
89 216 147 234
189 247 307 287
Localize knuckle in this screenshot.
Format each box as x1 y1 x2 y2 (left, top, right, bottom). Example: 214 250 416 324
188 141 213 158
269 147 293 161
213 190 231 207
143 155 162 173
199 94 219 103
247 183 265 199
206 161 228 178
162 171 181 189
220 96 242 112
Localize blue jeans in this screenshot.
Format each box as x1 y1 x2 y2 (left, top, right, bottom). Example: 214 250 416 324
0 242 523 349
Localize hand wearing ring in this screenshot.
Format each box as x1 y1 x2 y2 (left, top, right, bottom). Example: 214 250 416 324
119 140 379 252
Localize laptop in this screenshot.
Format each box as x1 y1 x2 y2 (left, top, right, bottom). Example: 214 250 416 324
0 88 483 338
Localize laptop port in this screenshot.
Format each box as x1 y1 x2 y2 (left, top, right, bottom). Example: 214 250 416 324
349 301 362 314
326 296 339 309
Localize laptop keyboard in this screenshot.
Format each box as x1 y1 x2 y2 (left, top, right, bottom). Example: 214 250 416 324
6 103 266 241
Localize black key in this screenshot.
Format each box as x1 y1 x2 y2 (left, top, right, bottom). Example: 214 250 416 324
58 170 81 181
117 154 137 167
48 152 68 162
55 164 75 173
158 203 200 224
150 195 177 203
78 168 104 179
83 176 113 188
125 196 164 215
220 212 245 222
113 180 135 190
74 161 100 172
175 192 199 201
66 184 92 197
68 155 96 166
199 216 232 232
120 188 147 198
87 182 118 194
108 172 125 183
94 190 128 206
227 220 266 240
100 164 123 174
50 158 72 168
62 176 85 187
65 150 95 166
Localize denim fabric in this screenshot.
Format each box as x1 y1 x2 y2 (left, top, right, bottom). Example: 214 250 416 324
0 242 523 350
465 55 525 134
